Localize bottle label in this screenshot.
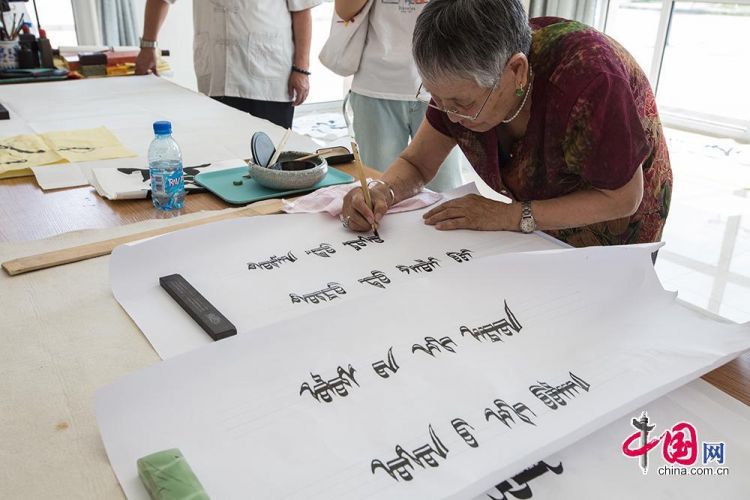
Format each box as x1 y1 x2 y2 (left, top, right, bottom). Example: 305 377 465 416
152 169 184 196
151 167 184 209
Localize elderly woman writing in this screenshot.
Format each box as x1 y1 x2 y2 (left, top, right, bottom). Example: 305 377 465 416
342 0 672 247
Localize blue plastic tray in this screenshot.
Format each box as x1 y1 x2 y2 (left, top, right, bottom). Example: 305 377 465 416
194 166 354 205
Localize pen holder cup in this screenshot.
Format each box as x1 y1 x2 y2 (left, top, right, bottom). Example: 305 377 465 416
0 40 20 70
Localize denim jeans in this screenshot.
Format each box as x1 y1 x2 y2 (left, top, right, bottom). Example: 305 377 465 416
350 92 463 193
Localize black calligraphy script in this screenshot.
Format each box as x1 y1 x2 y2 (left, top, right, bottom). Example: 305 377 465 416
299 364 359 403
247 251 297 270
342 233 384 251
484 399 537 428
446 248 473 263
290 282 346 304
305 242 336 258
371 425 449 482
460 300 522 343
529 372 591 410
411 336 457 357
372 347 400 379
488 461 564 500
0 140 48 165
396 257 440 274
451 418 479 448
358 270 391 289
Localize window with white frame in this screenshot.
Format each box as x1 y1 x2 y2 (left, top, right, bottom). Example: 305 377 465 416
30 0 78 47
605 0 750 141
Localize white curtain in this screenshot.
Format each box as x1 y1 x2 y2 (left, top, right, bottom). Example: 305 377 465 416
99 0 138 46
71 0 103 45
72 0 138 46
528 0 609 30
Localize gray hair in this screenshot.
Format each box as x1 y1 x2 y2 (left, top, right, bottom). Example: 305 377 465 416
413 0 532 88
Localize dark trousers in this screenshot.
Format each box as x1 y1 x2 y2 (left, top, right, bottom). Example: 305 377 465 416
212 96 294 129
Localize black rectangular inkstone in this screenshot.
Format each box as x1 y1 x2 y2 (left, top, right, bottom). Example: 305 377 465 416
159 273 237 341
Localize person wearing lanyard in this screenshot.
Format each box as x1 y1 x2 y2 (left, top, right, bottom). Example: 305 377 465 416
135 0 320 128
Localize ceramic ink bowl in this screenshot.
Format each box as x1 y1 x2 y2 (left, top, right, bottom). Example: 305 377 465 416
248 151 328 190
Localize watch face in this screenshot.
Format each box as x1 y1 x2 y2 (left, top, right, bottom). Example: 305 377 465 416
520 217 535 233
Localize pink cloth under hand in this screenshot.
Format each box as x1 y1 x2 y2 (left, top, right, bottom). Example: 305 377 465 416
282 181 443 217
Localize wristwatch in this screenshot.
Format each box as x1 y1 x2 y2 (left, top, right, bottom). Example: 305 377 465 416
140 38 158 49
519 201 536 233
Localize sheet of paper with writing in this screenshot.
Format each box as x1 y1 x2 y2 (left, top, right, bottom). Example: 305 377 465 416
0 133 64 177
110 184 564 359
474 379 750 499
97 244 750 499
40 126 137 163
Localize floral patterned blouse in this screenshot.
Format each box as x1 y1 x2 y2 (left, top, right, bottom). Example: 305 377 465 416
426 17 672 247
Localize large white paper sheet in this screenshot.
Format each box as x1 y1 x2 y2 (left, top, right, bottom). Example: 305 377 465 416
110 186 563 359
97 244 750 499
2 76 318 189
473 379 750 500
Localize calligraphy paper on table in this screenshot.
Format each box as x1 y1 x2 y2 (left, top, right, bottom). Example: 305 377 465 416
40 126 136 162
475 379 750 499
0 126 135 178
110 185 564 359
0 133 63 177
96 244 750 500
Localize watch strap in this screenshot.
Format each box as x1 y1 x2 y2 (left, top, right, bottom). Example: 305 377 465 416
520 201 536 233
140 38 158 49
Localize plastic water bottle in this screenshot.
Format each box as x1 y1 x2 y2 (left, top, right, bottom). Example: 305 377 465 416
148 121 185 210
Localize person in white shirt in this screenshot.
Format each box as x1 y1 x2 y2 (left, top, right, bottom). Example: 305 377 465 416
335 0 462 192
135 0 320 128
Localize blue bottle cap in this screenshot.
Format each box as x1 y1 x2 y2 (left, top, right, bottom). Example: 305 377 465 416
153 121 172 135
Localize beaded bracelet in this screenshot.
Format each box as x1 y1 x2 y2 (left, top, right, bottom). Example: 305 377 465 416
291 65 311 76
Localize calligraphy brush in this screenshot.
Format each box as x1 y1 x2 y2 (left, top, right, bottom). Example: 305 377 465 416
12 13 24 39
0 13 8 41
268 128 292 167
351 141 379 238
291 152 320 162
32 0 42 34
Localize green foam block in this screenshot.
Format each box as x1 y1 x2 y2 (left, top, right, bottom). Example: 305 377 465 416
137 448 210 500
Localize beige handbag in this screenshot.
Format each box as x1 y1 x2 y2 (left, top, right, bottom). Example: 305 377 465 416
318 0 374 77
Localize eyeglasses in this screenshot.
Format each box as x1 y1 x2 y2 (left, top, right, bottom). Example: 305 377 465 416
415 82 497 121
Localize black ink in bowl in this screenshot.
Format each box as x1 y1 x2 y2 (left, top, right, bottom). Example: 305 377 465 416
276 159 317 171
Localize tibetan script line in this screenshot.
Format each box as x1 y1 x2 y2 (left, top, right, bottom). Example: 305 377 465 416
299 364 359 403
371 425 449 482
247 251 297 270
459 300 522 343
290 282 347 305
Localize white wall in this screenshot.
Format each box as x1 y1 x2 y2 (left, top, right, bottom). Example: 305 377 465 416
133 0 197 91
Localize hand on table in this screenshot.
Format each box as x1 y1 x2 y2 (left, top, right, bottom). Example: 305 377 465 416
135 49 158 76
423 194 516 231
